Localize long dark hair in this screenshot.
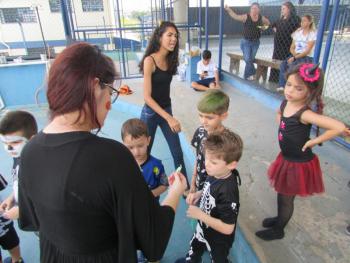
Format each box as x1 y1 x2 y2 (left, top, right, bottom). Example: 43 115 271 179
283 1 297 19
139 21 179 75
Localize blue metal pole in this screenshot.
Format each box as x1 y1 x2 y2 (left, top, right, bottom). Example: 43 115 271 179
218 0 224 74
187 0 190 49
198 0 202 49
205 0 209 50
322 0 341 69
313 0 330 64
60 0 73 44
115 0 127 78
161 0 165 20
170 0 173 20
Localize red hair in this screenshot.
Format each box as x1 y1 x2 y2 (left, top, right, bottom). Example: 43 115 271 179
47 42 117 130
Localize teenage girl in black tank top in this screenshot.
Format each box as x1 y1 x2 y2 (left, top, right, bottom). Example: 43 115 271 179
139 21 190 192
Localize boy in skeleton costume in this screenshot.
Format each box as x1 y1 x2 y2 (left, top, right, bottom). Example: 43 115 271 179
177 129 243 263
0 111 37 263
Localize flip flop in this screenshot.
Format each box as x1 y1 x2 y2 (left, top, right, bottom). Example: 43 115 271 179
119 85 133 95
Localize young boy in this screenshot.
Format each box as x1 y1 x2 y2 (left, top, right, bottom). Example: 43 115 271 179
191 50 221 91
176 129 243 262
0 110 38 263
121 118 169 263
190 90 229 193
121 118 169 202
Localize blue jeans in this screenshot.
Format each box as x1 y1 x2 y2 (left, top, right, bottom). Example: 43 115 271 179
240 38 260 79
140 105 189 188
279 56 313 88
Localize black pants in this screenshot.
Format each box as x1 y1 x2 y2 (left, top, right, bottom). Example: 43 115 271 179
185 236 230 263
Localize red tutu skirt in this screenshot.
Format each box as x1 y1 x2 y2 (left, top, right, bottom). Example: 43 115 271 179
268 153 324 196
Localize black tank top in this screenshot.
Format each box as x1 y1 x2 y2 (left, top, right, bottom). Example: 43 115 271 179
149 56 172 109
278 100 314 162
243 14 263 41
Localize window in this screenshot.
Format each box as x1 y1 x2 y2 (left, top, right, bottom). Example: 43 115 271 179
0 8 37 24
82 0 104 12
49 0 61 12
49 0 73 13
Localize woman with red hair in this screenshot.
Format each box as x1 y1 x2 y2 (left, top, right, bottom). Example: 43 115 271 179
18 42 187 262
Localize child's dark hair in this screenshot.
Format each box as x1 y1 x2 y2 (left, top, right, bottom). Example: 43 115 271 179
197 90 230 115
204 129 243 163
139 21 179 75
121 118 149 140
285 63 324 115
0 111 38 139
202 50 211 60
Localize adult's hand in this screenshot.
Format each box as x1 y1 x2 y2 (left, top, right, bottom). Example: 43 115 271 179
287 57 295 64
167 116 181 133
170 172 187 196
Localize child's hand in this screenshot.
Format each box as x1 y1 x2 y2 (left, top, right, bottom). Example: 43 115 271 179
0 196 14 212
302 139 317 152
3 206 19 220
200 73 206 79
187 205 204 220
186 192 201 205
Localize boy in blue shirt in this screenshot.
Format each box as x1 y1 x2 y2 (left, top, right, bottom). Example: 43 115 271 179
121 118 169 263
121 118 168 202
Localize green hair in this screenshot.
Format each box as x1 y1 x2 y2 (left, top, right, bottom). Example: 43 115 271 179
197 90 230 115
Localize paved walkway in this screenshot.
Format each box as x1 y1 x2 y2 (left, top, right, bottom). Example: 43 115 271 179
119 77 350 263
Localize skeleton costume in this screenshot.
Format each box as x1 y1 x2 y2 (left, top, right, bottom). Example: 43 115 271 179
191 126 208 191
185 170 240 263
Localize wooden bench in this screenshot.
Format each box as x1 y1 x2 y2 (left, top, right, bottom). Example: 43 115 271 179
227 52 282 82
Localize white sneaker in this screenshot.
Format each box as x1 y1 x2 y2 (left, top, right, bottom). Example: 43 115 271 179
247 76 255 81
276 87 284 92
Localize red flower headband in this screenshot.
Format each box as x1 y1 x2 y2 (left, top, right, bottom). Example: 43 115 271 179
299 63 320 84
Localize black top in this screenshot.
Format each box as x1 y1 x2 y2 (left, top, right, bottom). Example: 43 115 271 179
243 14 263 41
18 131 175 263
197 170 240 245
272 16 300 60
191 126 208 190
278 100 314 162
150 56 172 109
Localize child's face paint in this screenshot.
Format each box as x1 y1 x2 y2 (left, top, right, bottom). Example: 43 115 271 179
0 132 28 158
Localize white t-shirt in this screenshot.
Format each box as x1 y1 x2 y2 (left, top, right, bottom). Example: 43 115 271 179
196 60 217 79
292 29 317 55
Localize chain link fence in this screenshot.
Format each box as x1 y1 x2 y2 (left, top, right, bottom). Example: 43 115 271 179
322 0 350 127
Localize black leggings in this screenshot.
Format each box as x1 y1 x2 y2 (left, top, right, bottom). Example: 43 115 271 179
276 193 296 229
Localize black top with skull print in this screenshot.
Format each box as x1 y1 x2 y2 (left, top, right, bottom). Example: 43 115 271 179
191 126 208 190
197 170 240 246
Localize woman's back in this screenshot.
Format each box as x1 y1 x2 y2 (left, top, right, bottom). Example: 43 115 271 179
19 131 175 262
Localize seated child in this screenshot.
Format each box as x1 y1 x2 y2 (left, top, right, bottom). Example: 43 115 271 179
191 90 230 192
0 110 38 263
176 129 243 263
121 118 168 263
191 50 221 91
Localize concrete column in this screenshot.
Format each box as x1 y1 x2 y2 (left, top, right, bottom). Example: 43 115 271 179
173 0 188 49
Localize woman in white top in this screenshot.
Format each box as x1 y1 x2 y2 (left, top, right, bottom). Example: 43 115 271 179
278 14 317 90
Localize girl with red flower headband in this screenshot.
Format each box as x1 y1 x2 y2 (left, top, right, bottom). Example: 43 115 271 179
255 63 347 241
